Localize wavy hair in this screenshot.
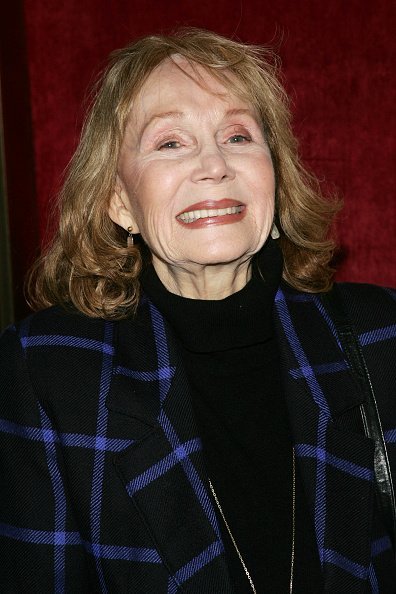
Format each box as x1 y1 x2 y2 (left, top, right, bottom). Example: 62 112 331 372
27 28 340 319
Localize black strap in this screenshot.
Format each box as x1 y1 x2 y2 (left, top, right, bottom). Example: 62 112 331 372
321 285 396 552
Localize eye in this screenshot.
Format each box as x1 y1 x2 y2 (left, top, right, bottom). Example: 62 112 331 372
158 140 181 150
228 134 251 144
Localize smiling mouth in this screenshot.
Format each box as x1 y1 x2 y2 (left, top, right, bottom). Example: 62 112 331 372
176 205 244 223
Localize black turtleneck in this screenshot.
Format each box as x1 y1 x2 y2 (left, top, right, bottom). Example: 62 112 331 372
141 240 322 593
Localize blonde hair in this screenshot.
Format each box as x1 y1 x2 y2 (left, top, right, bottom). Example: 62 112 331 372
27 28 340 319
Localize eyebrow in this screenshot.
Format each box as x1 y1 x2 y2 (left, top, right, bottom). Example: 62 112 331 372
140 111 184 134
224 108 256 118
141 107 257 134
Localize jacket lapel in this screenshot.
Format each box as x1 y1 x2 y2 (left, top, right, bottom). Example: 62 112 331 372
108 299 233 593
274 285 375 592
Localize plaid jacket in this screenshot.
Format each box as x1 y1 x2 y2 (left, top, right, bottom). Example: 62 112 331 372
1 282 395 593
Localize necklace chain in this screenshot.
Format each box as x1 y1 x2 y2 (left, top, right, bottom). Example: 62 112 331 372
208 447 296 594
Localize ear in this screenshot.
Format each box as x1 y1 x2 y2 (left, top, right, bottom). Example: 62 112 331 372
108 180 140 233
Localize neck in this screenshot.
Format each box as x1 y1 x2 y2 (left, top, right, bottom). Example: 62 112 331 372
151 257 253 300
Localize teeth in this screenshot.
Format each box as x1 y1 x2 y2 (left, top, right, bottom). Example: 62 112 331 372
177 205 243 223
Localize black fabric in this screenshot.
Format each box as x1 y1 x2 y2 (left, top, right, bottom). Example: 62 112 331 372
142 241 323 592
322 286 396 550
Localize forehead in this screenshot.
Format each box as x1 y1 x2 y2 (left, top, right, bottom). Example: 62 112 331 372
131 57 254 122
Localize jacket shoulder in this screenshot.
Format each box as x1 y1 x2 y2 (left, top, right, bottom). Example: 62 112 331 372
8 305 111 340
0 307 114 419
0 304 153 413
335 282 396 333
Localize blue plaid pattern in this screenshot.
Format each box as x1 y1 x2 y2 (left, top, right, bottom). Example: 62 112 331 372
1 281 395 592
274 283 396 592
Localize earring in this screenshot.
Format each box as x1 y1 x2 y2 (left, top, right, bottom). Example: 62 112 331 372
270 222 280 239
127 226 134 247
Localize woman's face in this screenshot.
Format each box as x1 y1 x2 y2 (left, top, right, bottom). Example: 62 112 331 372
110 57 275 282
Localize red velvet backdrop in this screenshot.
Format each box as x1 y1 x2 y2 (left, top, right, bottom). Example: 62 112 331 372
2 0 395 318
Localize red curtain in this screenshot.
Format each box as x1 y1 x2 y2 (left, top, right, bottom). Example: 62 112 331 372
2 0 395 318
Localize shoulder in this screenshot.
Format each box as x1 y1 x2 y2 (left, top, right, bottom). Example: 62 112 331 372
1 306 112 383
335 282 396 333
336 281 395 305
1 301 151 346
6 304 111 341
0 307 113 412
278 280 395 324
0 303 153 402
1 298 159 367
0 301 163 433
276 280 395 349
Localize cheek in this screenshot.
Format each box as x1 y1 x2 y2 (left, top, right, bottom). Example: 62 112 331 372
244 151 275 183
137 160 182 195
248 164 275 204
245 160 275 228
131 164 182 219
129 192 172 240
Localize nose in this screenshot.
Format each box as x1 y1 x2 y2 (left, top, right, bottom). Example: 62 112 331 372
191 144 235 184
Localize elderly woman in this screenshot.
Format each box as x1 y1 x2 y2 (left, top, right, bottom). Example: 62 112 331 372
1 29 395 593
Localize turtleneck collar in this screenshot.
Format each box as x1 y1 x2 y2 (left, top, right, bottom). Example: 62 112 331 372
141 238 283 353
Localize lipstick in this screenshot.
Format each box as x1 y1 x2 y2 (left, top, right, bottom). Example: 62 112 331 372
176 199 246 229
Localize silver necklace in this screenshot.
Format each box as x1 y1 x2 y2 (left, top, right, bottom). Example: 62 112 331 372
208 448 296 594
